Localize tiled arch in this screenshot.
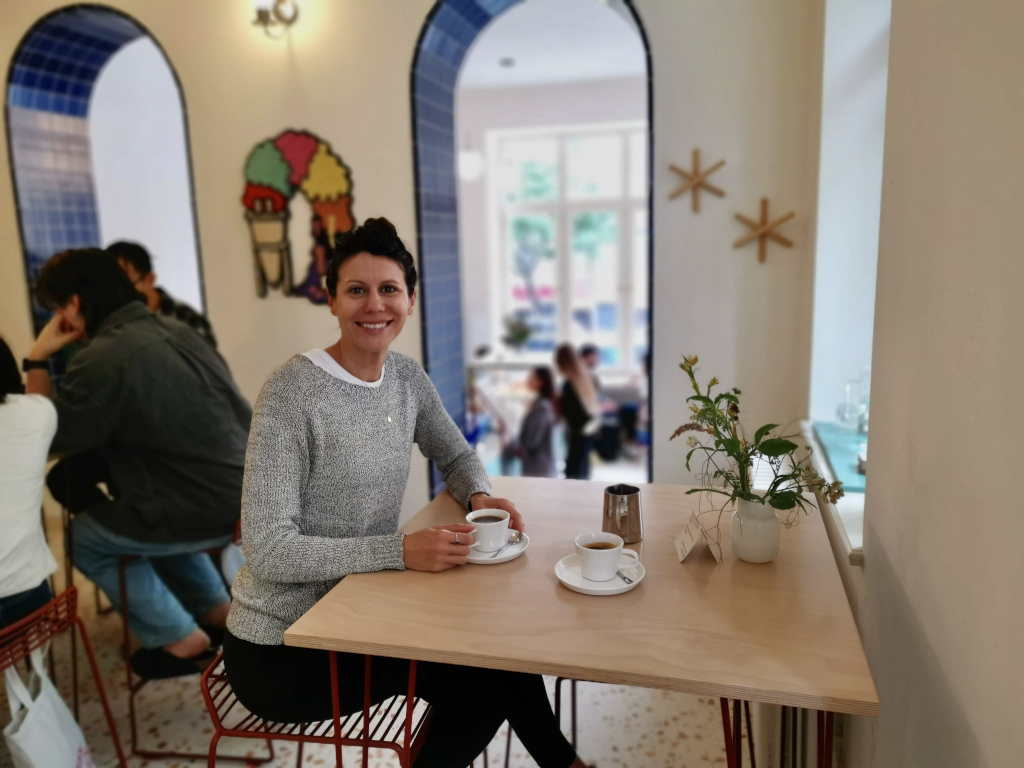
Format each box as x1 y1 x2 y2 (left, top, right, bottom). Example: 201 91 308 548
5 5 203 333
411 0 654 494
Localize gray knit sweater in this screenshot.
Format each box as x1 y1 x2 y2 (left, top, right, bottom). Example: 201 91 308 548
226 352 491 645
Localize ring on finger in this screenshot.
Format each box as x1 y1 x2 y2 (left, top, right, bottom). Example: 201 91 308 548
454 534 461 545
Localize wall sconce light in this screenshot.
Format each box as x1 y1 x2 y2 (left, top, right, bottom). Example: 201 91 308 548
254 0 299 38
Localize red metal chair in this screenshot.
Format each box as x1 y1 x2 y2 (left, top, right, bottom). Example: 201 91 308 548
109 518 247 760
0 586 126 768
116 546 272 763
200 652 435 767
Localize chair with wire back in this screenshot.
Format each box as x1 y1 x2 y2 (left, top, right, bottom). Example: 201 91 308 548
0 586 127 768
200 652 438 767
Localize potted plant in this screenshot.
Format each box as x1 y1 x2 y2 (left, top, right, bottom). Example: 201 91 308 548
670 356 844 563
500 315 532 353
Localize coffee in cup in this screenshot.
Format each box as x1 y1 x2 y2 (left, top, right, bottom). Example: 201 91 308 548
574 532 640 582
466 509 510 552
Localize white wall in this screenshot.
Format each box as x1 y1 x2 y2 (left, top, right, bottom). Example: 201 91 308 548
455 76 648 360
809 0 890 423
835 0 1024 764
644 0 825 484
0 0 825 521
90 37 204 311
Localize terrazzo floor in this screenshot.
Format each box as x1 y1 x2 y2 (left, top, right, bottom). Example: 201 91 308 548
1 509 738 767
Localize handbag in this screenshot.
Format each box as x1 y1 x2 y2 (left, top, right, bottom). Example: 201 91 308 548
3 647 95 768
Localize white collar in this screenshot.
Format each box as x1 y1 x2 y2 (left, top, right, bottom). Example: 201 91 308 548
302 348 385 388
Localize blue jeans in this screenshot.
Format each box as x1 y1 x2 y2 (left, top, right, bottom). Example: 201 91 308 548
71 513 231 648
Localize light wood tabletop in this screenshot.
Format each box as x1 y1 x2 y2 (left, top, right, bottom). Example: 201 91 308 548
284 477 879 717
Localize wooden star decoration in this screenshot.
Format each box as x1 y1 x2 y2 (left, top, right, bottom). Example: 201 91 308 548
669 149 726 212
733 197 795 263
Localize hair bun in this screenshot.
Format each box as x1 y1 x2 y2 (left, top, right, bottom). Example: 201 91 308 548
360 217 398 236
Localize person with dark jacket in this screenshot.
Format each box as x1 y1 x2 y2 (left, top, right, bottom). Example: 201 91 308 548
555 344 599 480
501 367 558 478
107 240 217 348
25 248 251 678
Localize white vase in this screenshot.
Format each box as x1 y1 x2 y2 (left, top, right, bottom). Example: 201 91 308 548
730 499 781 563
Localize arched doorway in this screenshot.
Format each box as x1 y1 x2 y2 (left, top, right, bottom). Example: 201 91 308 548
6 6 203 335
411 0 653 494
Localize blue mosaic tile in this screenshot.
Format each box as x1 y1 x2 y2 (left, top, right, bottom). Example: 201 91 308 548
414 95 454 132
7 6 145 332
431 6 477 50
415 0 535 493
475 0 523 16
446 0 492 30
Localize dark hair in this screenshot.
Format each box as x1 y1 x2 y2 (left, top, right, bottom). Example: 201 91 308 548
35 248 144 337
531 366 556 405
555 343 583 377
579 343 600 361
326 217 417 298
0 338 23 404
105 241 153 277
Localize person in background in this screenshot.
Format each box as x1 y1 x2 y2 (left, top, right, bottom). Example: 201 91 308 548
107 240 217 348
500 366 558 478
555 344 599 480
0 338 57 628
25 248 251 678
579 343 603 395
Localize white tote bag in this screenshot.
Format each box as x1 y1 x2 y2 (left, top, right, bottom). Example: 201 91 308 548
3 647 95 768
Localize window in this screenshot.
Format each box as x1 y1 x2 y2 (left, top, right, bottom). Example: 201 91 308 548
488 122 648 372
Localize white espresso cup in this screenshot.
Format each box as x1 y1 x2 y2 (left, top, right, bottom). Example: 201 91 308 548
574 532 640 582
466 509 511 552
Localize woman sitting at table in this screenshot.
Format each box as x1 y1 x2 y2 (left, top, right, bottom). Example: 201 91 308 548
224 218 587 768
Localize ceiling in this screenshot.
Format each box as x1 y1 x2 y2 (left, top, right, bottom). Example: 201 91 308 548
458 0 647 90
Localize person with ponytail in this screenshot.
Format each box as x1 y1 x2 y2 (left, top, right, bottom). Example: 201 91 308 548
555 344 599 479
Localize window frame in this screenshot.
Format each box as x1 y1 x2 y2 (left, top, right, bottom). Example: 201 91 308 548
485 120 648 376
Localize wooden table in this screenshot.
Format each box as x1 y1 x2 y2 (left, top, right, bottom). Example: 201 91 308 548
285 477 878 766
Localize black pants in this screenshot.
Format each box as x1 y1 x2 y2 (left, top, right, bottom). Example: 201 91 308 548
0 580 53 629
223 632 576 768
563 432 591 480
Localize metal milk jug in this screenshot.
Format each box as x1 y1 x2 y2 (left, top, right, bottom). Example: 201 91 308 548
603 484 643 544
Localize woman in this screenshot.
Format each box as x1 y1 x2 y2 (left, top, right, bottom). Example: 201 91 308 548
0 338 57 628
501 367 558 478
225 218 587 768
555 344 599 480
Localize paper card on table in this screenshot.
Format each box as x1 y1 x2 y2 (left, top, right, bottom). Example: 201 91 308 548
674 511 704 562
675 511 725 565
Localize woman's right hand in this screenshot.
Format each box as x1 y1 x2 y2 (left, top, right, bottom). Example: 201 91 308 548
403 524 476 572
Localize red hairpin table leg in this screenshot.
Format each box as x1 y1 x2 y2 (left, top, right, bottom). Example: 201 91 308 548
720 698 736 768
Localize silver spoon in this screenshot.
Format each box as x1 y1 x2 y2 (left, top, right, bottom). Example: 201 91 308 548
617 570 634 585
489 530 524 559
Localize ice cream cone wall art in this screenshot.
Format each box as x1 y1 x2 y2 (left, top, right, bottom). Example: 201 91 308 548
241 130 354 303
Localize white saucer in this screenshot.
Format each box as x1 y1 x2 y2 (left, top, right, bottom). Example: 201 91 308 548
554 553 645 596
467 532 530 565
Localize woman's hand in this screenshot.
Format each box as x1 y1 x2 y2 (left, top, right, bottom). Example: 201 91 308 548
29 314 83 361
470 493 524 533
403 524 476 572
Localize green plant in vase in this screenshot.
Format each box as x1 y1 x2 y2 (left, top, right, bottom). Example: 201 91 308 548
670 356 844 563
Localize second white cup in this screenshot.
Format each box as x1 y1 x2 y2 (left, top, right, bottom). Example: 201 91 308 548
466 509 510 552
574 531 639 582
